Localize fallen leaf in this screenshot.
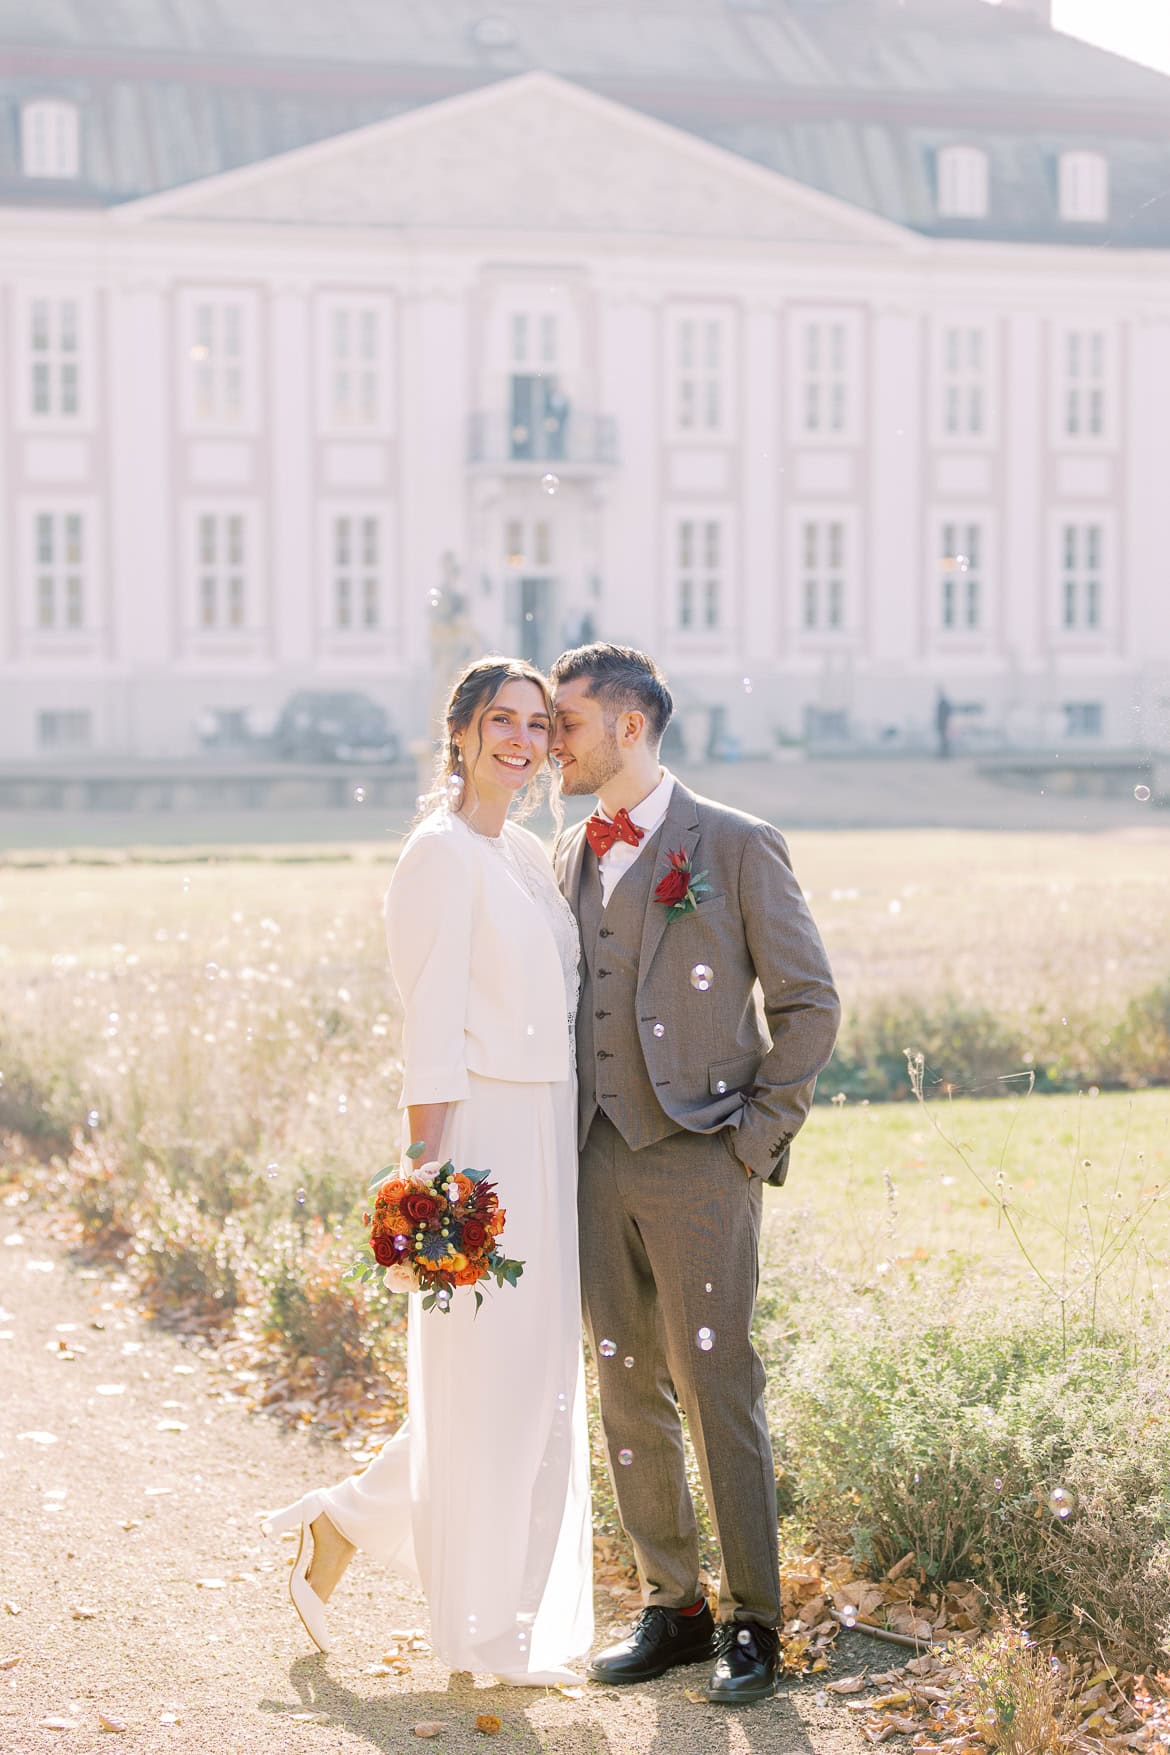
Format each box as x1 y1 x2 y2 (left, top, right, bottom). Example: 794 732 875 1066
0 1655 22 1670
121 1520 142 1532
17 1430 58 1444
475 1716 502 1735
827 1675 868 1694
95 1385 126 1396
2 1601 21 1615
158 1710 181 1725
554 1685 585 1699
98 1713 128 1732
195 1579 226 1590
155 1421 187 1433
290 1711 328 1722
70 1606 99 1619
412 1724 448 1739
683 1688 708 1704
39 1719 80 1731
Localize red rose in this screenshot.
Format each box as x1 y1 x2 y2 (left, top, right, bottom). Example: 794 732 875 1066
460 1218 488 1251
372 1235 396 1265
655 868 689 907
402 1189 440 1225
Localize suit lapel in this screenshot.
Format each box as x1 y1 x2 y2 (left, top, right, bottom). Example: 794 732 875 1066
636 780 701 992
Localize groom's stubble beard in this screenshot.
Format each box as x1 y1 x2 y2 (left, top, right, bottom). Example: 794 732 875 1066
557 721 624 798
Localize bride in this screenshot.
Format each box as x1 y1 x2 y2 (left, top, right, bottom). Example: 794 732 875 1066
262 656 593 1686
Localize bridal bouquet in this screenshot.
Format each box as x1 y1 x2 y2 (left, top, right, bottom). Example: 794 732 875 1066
343 1142 525 1314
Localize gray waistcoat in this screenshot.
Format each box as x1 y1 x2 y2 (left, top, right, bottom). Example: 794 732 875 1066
576 828 682 1152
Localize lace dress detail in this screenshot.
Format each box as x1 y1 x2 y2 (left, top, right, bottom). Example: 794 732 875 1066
491 825 581 1055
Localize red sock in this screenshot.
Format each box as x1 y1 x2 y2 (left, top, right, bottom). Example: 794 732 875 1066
677 1597 707 1616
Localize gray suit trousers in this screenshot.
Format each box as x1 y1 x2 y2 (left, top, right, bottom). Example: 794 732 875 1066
578 1114 781 1625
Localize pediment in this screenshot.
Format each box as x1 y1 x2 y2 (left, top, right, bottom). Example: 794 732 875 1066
118 72 915 250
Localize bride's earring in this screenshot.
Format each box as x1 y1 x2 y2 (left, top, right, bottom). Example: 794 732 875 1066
447 745 465 800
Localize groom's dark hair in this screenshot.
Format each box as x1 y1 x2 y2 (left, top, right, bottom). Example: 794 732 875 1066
549 642 674 747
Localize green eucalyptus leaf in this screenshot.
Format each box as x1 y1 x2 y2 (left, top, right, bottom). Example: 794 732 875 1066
406 1141 425 1160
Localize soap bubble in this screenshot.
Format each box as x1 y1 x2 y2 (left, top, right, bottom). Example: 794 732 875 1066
86 1110 100 1128
1135 784 1151 803
618 1447 633 1466
353 786 366 804
696 1326 715 1352
690 964 714 991
736 1628 753 1646
1048 1486 1074 1520
840 1603 858 1628
265 1161 279 1179
652 1023 665 1038
623 1356 634 1369
295 1187 306 1205
599 1338 616 1358
540 472 560 496
742 677 753 694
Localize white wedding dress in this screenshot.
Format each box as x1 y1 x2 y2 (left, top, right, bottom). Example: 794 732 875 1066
317 813 593 1682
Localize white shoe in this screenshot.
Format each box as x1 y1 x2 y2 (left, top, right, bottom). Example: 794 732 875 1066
261 1490 332 1654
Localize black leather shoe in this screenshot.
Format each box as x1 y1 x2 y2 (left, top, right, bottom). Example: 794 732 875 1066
586 1602 716 1685
704 1620 780 1704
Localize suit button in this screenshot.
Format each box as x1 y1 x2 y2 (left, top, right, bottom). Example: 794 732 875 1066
595 1010 610 1020
597 969 610 978
598 1050 613 1060
599 928 613 939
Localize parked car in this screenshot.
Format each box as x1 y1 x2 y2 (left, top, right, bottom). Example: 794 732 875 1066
271 691 401 763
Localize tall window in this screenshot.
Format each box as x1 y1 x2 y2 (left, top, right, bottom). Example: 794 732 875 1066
1062 330 1106 440
672 316 726 435
799 519 847 632
327 307 382 428
189 300 245 426
1059 152 1108 223
800 322 848 436
675 518 723 630
1059 522 1103 631
330 513 385 630
37 710 92 750
937 146 989 219
21 100 80 178
940 326 986 438
510 312 558 368
938 523 983 631
29 297 80 419
33 511 86 630
196 513 248 630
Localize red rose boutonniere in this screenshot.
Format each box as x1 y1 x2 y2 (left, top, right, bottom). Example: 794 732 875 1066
654 847 711 922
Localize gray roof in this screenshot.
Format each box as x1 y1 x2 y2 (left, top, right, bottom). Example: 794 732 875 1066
2 0 1170 245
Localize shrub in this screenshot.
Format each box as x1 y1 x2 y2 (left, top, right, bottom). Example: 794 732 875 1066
771 1290 1170 1669
259 1221 387 1387
132 1165 249 1320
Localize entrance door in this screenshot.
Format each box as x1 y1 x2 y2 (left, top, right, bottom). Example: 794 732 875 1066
519 576 559 667
510 376 542 460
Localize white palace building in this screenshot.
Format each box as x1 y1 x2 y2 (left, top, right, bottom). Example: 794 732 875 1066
2 0 1170 759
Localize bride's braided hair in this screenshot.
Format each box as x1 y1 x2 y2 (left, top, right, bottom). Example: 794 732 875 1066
419 654 560 828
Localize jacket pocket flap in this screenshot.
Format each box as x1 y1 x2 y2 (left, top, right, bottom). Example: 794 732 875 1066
708 1052 760 1095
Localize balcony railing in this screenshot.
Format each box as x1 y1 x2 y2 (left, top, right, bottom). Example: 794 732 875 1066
467 410 619 469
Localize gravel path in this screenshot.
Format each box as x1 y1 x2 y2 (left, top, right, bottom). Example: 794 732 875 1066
0 1217 868 1755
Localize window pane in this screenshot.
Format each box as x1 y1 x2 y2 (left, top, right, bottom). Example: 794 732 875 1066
31 299 50 350
226 516 244 566
65 577 83 627
32 362 51 414
678 522 693 568
678 319 694 370
36 513 54 564
335 578 351 627
60 362 79 414
199 515 216 566
511 314 527 363
37 577 54 627
334 517 350 566
361 517 378 567
64 513 82 564
540 314 557 364
359 310 378 362
222 305 241 358
362 578 379 628
704 320 720 371
228 577 244 626
703 522 720 568
59 301 78 352
803 579 817 629
200 577 216 626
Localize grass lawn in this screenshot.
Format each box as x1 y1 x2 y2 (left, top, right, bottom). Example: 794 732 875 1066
767 1087 1170 1300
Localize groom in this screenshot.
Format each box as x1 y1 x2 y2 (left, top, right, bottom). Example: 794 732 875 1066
550 643 840 1704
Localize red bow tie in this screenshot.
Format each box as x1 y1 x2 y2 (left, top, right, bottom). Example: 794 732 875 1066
585 807 645 859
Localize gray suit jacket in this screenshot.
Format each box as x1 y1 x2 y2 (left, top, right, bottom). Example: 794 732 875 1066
554 778 841 1185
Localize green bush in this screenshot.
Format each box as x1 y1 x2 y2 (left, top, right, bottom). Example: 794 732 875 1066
770 1289 1170 1668
259 1220 388 1387
132 1165 249 1319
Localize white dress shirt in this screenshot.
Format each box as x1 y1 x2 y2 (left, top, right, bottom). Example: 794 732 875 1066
596 768 675 906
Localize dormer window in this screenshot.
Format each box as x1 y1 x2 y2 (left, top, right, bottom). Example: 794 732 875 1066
937 146 989 219
1059 151 1108 223
21 100 80 179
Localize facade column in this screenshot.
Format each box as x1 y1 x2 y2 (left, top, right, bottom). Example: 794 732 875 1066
1125 315 1170 748
741 299 781 675
269 282 313 668
867 308 921 677
109 278 173 753
597 291 659 651
1002 310 1043 682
